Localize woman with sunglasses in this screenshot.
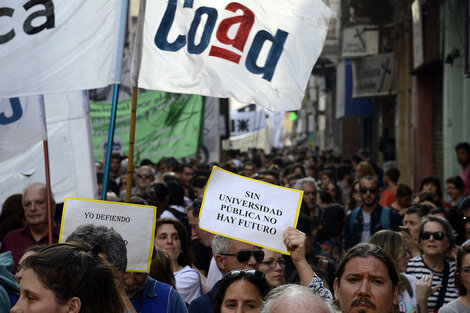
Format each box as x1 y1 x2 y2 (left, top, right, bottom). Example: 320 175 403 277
438 243 470 312
213 270 271 313
11 242 124 313
406 215 459 313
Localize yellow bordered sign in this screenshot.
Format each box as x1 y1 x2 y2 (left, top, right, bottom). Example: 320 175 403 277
59 197 157 272
199 166 303 254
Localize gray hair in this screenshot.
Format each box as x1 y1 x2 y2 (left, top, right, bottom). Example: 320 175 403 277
22 182 55 203
138 165 155 176
294 177 317 190
261 284 333 313
212 235 231 256
66 224 127 272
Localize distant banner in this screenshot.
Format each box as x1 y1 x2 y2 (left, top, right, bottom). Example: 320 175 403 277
199 166 303 254
0 96 46 162
352 53 396 98
59 198 156 272
230 110 266 137
132 0 334 111
0 0 124 98
342 25 379 57
90 91 204 163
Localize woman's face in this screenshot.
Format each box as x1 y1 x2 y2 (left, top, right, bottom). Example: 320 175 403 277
458 254 470 293
221 280 263 313
398 247 411 273
11 269 70 313
422 182 437 195
352 183 361 203
258 249 285 288
446 182 462 201
155 224 182 263
15 251 36 284
321 174 330 188
326 182 337 199
420 221 450 258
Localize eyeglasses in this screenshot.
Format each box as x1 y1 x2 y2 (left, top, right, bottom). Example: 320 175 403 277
220 250 265 263
463 217 470 224
260 258 285 269
420 231 446 241
222 269 265 280
137 174 153 180
360 187 377 194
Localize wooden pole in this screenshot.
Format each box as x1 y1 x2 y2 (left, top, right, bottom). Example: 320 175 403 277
43 139 53 245
125 87 139 203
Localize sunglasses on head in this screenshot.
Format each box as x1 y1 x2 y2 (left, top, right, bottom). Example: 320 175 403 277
222 269 265 280
420 231 446 241
220 250 265 263
360 187 377 194
137 174 153 179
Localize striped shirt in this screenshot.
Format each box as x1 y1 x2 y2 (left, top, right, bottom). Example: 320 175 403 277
405 255 459 312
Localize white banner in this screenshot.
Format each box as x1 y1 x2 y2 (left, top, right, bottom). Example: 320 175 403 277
230 110 266 136
0 91 97 208
0 96 46 162
0 0 124 98
199 166 302 254
59 198 157 272
132 0 334 111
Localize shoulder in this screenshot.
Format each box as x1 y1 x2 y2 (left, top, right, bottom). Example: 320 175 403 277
1 228 25 248
175 266 200 279
439 299 468 313
169 288 188 313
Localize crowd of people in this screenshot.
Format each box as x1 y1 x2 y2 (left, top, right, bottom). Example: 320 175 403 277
1 141 470 313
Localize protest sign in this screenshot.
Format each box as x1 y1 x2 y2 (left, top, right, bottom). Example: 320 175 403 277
59 197 156 272
90 91 204 163
199 166 303 254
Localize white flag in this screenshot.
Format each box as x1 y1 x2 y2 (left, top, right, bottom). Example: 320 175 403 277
0 96 46 163
0 0 125 98
0 91 97 207
132 0 334 112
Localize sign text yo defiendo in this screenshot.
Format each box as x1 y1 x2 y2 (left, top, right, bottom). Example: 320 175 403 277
199 166 302 254
218 191 282 235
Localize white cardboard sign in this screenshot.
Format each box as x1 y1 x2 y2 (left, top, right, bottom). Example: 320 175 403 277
199 166 303 254
59 197 156 272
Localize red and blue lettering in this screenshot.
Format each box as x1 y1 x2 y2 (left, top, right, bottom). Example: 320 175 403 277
154 0 289 82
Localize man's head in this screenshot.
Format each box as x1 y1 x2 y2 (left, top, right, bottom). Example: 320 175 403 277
242 162 256 177
136 166 155 192
294 178 317 209
110 153 122 174
23 183 55 227
384 168 400 186
261 284 331 313
66 224 127 273
456 142 470 167
334 243 399 313
187 198 215 247
212 235 263 274
180 164 194 187
359 176 379 209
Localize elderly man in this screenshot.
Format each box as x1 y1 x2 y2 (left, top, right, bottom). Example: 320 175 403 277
188 235 264 313
120 165 155 200
294 177 318 213
0 183 58 272
261 284 332 313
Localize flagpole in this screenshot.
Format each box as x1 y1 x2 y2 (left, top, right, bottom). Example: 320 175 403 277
125 87 138 203
101 0 129 201
43 139 54 245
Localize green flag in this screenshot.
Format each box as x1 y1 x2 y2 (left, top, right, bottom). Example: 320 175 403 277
90 91 204 163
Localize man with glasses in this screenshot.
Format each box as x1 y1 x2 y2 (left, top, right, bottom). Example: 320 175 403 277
344 176 402 250
188 235 263 313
